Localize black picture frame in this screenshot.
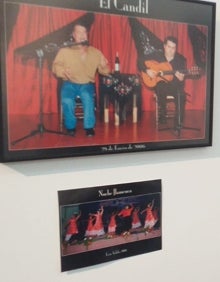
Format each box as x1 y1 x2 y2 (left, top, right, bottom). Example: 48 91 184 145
58 179 162 272
0 0 216 162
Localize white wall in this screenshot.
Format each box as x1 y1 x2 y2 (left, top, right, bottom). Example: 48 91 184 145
0 0 219 281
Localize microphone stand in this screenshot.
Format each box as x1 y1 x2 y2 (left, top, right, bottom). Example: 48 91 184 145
11 47 71 146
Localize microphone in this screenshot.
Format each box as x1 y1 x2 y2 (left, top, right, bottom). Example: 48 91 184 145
43 40 89 54
61 40 89 47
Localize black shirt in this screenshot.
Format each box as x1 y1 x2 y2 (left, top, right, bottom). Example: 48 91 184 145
138 50 186 89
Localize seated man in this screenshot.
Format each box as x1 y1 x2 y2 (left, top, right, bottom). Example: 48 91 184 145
52 21 110 136
141 36 186 127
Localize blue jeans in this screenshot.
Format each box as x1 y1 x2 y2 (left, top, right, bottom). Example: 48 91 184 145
61 81 95 130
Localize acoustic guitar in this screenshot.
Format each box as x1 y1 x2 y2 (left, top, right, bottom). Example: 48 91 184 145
141 60 201 88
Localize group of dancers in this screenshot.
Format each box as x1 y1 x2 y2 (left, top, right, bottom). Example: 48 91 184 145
63 200 159 246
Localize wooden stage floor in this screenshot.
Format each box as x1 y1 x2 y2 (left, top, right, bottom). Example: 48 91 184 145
8 110 205 151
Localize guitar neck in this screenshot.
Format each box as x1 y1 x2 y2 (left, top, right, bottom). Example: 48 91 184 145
162 69 188 75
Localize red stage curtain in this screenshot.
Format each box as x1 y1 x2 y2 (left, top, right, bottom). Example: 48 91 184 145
6 4 207 116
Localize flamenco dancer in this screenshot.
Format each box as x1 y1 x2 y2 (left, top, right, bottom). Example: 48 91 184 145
117 204 134 236
141 199 158 234
91 206 105 236
84 214 96 238
131 207 142 229
63 211 81 246
107 212 117 238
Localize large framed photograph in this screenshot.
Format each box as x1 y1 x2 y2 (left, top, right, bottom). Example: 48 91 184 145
58 179 162 272
0 0 216 162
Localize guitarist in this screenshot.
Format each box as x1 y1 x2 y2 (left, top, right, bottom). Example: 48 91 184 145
141 36 187 126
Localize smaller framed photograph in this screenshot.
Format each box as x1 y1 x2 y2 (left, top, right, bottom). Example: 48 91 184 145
58 179 162 272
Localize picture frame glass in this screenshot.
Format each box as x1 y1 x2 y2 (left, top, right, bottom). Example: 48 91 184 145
0 0 216 161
